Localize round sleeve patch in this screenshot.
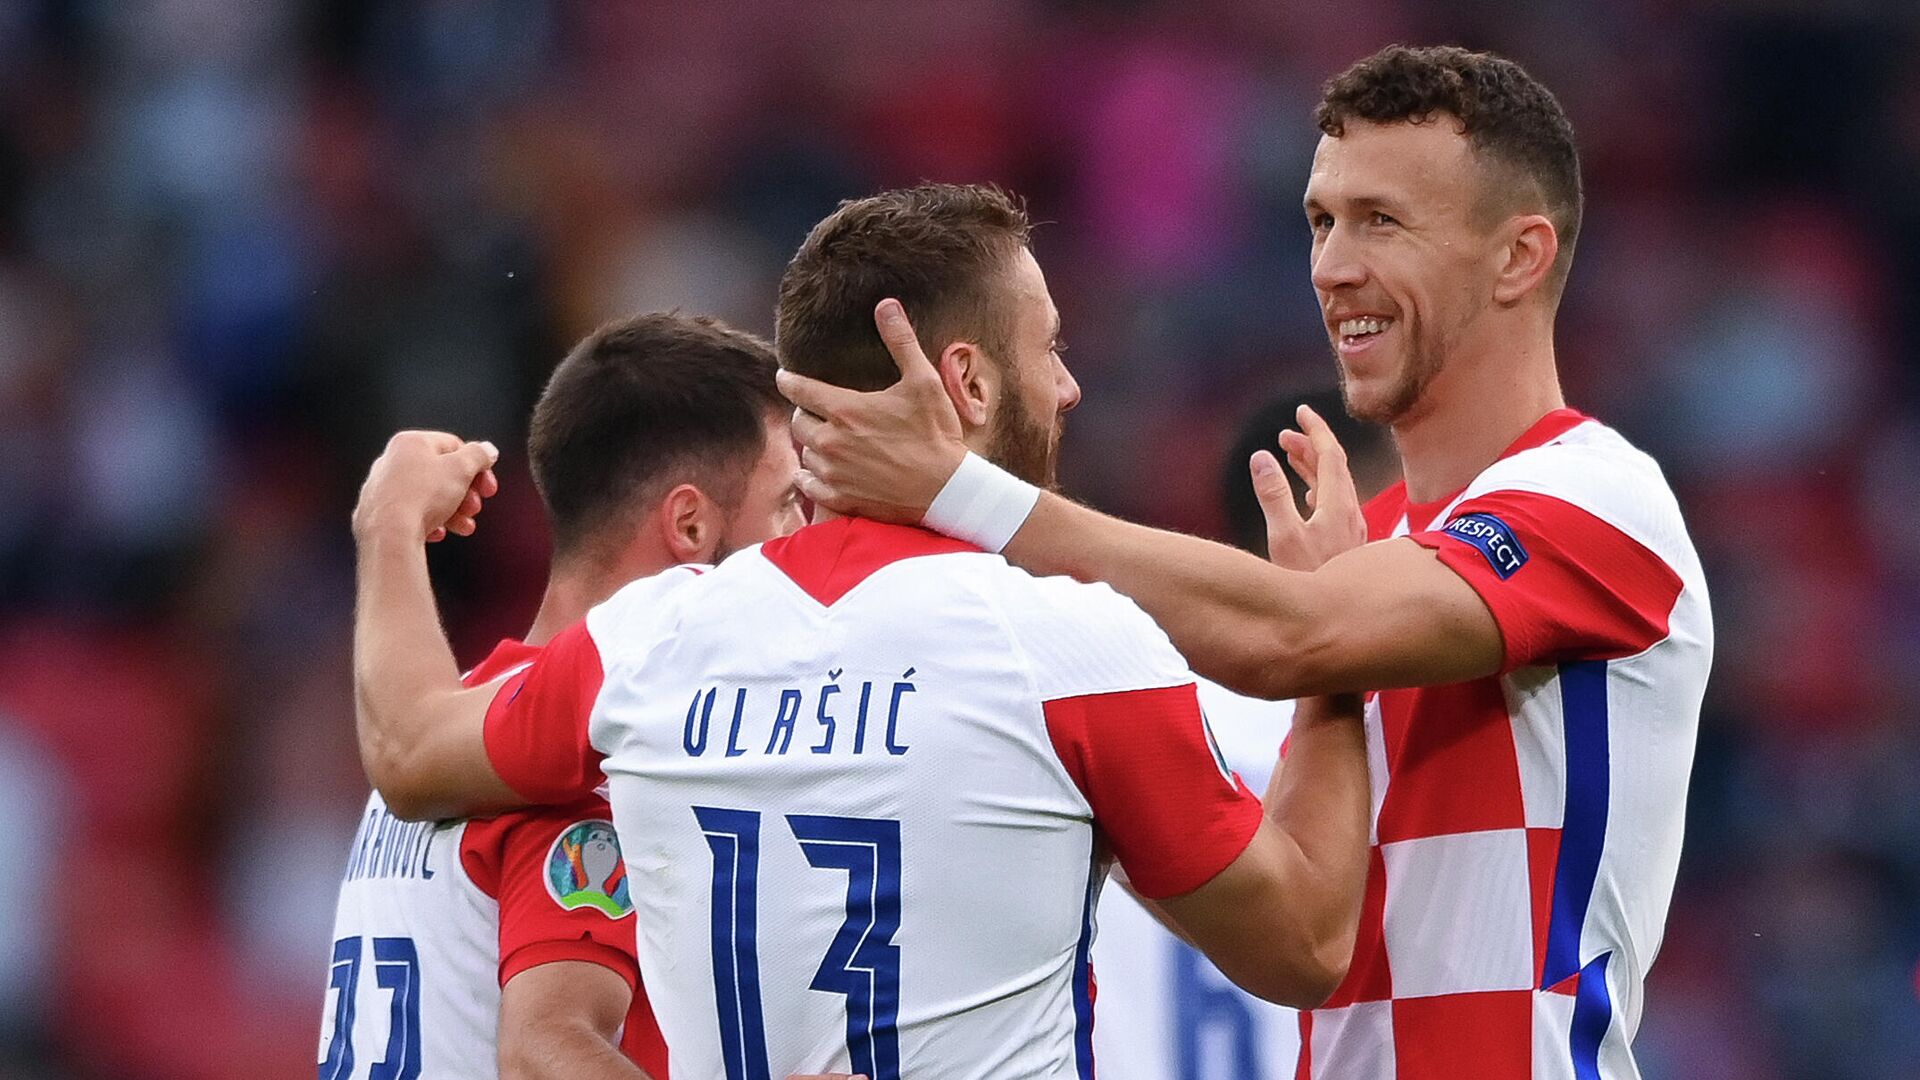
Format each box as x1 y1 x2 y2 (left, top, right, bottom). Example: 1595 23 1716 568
544 820 633 919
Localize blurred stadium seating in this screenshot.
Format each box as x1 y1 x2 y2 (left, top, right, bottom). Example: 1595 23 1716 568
0 2 1916 1077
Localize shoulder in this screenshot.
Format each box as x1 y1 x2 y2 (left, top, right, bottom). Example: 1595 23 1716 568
582 563 711 648
1462 419 1693 560
997 571 1195 700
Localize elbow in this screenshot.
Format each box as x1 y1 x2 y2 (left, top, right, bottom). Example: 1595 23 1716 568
1248 934 1352 1009
1295 927 1357 1008
360 739 439 822
1237 907 1357 1008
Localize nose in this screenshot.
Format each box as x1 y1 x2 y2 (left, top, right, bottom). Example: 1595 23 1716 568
1055 357 1082 414
1310 221 1368 295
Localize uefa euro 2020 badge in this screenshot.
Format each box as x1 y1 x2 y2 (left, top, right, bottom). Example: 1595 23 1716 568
545 820 633 919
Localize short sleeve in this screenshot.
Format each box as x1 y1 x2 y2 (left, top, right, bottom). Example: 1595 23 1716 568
459 798 639 991
1410 488 1684 671
1044 683 1264 899
483 620 605 804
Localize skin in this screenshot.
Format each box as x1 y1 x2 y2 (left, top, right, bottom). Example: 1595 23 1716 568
353 419 804 822
353 416 805 1080
500 961 647 1080
351 241 1374 1007
775 116 1573 700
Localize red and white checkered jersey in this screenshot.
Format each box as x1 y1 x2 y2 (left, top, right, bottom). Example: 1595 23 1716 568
481 518 1264 1080
1298 408 1713 1080
320 640 667 1080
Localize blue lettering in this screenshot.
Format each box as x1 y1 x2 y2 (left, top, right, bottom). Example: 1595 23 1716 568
813 673 840 754
725 688 751 757
685 688 715 756
417 824 437 879
1442 512 1529 580
766 689 802 755
853 682 873 754
885 669 914 756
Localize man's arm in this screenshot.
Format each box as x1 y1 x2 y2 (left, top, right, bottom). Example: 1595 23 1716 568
499 962 650 1080
1008 501 1501 698
779 302 1501 699
351 431 526 819
1155 693 1369 1006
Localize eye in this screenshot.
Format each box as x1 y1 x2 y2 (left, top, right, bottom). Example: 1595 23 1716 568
1370 211 1398 227
1309 213 1334 232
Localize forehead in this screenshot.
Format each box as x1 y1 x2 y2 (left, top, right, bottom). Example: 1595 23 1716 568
1305 118 1482 213
1003 246 1058 335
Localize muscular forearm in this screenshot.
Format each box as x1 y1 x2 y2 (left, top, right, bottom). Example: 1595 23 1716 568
500 1021 649 1080
1261 694 1370 987
1004 494 1329 697
1003 495 1503 696
352 524 501 819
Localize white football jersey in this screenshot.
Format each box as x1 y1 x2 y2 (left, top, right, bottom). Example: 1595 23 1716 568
481 518 1266 1080
321 642 664 1080
1091 680 1301 1080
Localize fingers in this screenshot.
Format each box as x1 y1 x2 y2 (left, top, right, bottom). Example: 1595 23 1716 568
776 368 854 419
793 466 838 510
874 299 939 386
1296 405 1357 516
790 407 829 450
453 439 501 480
1277 429 1315 482
1250 449 1302 530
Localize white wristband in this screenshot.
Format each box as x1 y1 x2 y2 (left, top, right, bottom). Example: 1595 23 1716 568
921 451 1040 553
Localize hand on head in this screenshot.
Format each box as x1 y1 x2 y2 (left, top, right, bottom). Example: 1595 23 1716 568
776 299 969 523
1250 405 1367 571
352 430 501 544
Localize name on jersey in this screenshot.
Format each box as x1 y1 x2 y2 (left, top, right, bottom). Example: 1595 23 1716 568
1442 512 1529 580
682 667 916 759
342 804 441 883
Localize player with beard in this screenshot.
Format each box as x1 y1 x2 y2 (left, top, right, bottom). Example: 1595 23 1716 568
346 183 1374 1079
778 47 1714 1080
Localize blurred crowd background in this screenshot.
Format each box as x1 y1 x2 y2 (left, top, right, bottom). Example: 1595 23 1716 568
1 0 1917 1077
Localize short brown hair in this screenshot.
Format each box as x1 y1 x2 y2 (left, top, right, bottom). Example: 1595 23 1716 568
1317 45 1583 290
776 183 1032 391
528 313 783 562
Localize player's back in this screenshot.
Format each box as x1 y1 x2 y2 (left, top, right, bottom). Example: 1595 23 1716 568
322 791 499 1079
582 517 1258 1080
324 642 662 1080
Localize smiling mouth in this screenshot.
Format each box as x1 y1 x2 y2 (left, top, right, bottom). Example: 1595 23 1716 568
1335 315 1393 350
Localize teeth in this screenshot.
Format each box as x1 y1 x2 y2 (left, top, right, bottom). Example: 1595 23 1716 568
1339 317 1390 337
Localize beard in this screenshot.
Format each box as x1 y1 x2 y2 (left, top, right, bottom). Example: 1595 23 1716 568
1338 319 1447 425
986 388 1060 490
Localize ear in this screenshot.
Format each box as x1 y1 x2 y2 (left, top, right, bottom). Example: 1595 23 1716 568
1492 214 1560 305
657 482 721 563
935 341 997 431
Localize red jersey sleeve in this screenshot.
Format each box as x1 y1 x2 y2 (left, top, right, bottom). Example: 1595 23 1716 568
1409 489 1684 671
461 798 639 990
483 620 605 804
1043 683 1264 900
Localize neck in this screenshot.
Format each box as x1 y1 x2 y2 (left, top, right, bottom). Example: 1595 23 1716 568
523 547 676 646
1392 316 1565 505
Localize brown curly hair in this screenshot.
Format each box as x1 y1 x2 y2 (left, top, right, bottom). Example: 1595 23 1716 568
1317 45 1583 291
777 183 1032 392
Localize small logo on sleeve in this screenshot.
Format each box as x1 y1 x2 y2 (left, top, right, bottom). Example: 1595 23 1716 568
1442 512 1529 580
545 820 633 919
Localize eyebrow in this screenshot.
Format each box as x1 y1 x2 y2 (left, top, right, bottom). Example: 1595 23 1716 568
1303 193 1407 216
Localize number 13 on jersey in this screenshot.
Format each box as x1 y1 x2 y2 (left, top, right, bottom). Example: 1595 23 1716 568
695 807 903 1080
